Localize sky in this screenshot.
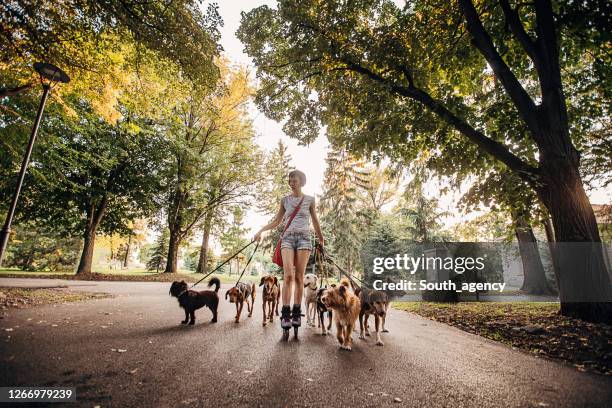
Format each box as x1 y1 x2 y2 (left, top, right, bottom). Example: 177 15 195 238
214 1 611 238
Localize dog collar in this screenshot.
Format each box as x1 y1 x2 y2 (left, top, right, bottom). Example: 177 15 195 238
177 290 188 298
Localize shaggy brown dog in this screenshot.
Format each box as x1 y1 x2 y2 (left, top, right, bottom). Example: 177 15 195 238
169 277 220 325
225 282 256 323
355 287 390 346
320 278 361 350
259 275 280 326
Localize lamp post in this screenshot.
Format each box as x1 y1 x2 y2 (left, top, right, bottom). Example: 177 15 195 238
0 63 70 266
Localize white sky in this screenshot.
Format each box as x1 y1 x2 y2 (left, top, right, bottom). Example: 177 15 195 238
215 1 611 239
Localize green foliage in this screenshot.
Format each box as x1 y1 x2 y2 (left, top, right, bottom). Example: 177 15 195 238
1 0 222 90
4 224 81 272
1 95 169 239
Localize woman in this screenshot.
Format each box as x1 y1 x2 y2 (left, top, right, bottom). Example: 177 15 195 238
254 169 324 335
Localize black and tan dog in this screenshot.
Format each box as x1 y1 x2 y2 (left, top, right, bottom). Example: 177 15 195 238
225 282 256 323
169 277 220 325
259 275 280 326
356 287 390 346
315 285 333 335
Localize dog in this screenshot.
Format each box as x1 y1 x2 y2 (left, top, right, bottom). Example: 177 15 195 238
320 278 361 350
225 281 256 323
259 275 280 326
169 277 220 325
303 273 319 326
315 285 333 335
355 287 390 346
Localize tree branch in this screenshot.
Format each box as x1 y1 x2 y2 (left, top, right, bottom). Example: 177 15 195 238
340 60 539 180
499 0 539 62
458 0 539 135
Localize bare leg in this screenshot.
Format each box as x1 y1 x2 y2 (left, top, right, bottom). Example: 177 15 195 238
294 249 310 305
281 248 295 306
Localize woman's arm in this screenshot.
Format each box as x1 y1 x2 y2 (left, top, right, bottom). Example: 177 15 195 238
310 198 324 246
254 199 286 241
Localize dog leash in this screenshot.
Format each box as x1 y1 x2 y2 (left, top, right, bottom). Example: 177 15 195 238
233 239 260 287
317 244 370 290
190 240 257 289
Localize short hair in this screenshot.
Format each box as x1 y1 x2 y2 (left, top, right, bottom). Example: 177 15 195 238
288 169 306 187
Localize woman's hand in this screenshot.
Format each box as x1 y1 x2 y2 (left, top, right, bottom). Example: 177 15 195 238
253 230 263 242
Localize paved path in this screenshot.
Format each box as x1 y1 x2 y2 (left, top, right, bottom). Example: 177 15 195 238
1 278 610 407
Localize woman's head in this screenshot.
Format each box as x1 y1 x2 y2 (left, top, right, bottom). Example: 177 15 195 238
288 169 306 189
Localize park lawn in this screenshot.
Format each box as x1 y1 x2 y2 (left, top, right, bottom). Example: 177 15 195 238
0 287 111 310
393 301 611 376
0 268 261 284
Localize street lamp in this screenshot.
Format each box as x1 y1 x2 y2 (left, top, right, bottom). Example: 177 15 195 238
0 63 70 266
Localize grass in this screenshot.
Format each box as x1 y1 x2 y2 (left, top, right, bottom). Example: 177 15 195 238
0 267 261 284
393 301 611 375
0 287 111 310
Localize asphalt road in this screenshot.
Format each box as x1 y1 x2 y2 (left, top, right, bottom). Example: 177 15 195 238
1 278 611 408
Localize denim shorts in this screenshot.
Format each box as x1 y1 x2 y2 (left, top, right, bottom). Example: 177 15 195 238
280 231 312 251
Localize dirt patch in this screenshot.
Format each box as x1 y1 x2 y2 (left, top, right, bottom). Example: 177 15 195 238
0 287 111 310
393 302 611 375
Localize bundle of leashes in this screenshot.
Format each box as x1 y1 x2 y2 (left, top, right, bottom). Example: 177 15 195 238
190 239 260 289
314 244 369 290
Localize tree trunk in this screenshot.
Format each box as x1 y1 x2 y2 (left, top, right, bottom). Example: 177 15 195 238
542 217 560 288
196 213 213 273
76 201 107 274
537 158 612 323
164 227 181 273
513 214 555 295
123 234 132 268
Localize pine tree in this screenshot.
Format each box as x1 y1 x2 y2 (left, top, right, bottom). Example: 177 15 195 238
147 230 169 273
319 147 371 275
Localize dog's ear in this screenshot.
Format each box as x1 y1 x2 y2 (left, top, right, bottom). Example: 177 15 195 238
225 290 229 300
273 276 278 286
339 285 347 296
181 280 186 284
259 277 264 287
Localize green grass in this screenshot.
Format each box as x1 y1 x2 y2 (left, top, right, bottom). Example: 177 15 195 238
0 267 261 284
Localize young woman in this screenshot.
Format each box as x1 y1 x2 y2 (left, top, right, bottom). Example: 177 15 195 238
254 170 324 336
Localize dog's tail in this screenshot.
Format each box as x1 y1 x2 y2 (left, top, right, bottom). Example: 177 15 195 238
208 277 221 292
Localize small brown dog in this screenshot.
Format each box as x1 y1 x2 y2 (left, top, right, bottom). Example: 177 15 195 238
259 275 280 326
320 278 361 351
169 277 220 325
356 287 390 346
225 282 256 323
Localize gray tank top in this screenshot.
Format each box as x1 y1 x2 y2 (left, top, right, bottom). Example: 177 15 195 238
282 194 314 234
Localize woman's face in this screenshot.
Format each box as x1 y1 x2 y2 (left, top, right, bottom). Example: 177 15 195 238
288 175 301 190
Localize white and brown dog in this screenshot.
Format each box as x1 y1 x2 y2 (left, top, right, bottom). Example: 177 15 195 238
303 273 319 327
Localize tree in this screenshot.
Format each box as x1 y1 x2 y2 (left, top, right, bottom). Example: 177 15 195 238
320 147 371 275
1 97 169 274
160 64 259 273
254 140 294 254
0 0 222 99
147 230 169 273
238 0 612 321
